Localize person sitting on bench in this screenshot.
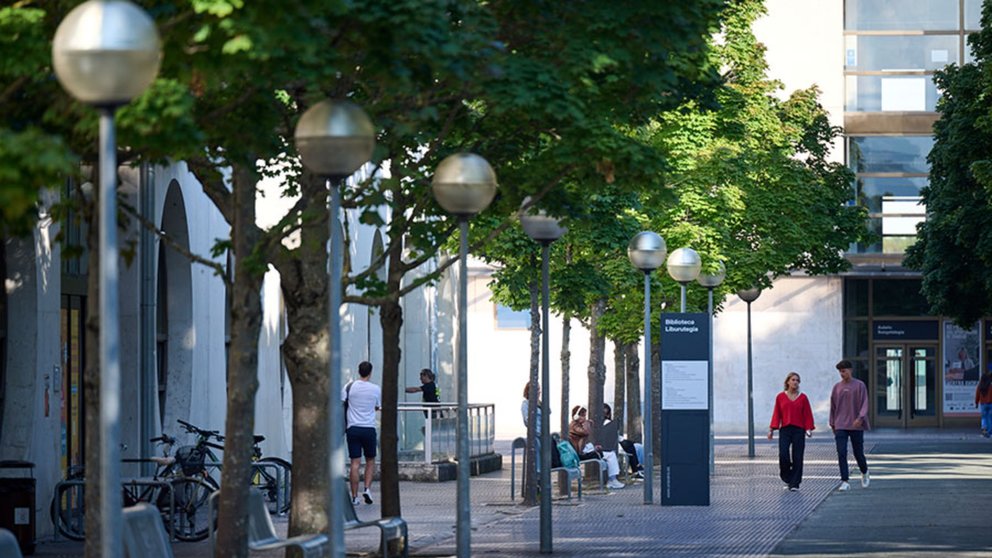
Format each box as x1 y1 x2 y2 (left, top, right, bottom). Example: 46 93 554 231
604 403 644 479
568 405 624 489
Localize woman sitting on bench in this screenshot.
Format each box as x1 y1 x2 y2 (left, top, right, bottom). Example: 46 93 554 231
568 405 625 489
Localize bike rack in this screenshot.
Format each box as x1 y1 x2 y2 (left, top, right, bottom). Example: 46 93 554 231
53 477 177 542
251 461 289 515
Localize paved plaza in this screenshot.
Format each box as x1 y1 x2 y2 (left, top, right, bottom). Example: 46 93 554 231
30 429 991 557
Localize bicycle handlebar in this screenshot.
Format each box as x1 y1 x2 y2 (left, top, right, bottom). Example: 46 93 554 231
177 419 222 439
149 434 176 445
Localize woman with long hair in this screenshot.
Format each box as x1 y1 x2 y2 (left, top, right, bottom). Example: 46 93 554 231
768 371 815 491
974 371 992 437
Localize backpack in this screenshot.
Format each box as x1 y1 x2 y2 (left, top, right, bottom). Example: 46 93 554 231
343 381 354 429
556 440 580 469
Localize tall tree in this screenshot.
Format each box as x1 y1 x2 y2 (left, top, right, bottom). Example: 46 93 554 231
905 2 992 324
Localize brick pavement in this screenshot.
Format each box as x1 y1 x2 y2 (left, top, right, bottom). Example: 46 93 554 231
29 430 991 557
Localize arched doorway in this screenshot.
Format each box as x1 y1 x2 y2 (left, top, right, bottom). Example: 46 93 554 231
157 181 193 430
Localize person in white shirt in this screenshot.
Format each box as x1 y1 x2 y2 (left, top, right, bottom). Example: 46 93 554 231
343 361 382 505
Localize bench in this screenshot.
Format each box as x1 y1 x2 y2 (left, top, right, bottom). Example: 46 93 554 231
0 528 24 558
577 456 609 490
342 479 408 558
208 490 329 558
122 503 174 558
510 437 526 500
514 435 583 500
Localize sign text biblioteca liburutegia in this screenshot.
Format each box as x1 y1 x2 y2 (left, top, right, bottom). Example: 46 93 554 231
664 318 699 333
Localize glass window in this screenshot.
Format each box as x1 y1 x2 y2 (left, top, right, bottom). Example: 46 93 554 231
846 75 940 112
845 278 870 318
846 0 959 30
495 304 530 329
845 35 958 72
857 176 928 212
966 0 982 29
845 320 870 359
850 136 934 173
872 279 930 316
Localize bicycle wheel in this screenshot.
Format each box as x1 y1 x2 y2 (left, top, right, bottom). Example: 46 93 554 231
165 477 217 542
254 457 292 514
50 482 85 541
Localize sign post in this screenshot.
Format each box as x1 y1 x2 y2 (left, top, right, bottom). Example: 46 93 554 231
660 312 710 506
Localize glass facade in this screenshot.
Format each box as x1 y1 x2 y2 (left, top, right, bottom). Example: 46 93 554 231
844 0 973 255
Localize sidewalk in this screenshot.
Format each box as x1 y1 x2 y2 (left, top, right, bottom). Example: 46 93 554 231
29 429 992 557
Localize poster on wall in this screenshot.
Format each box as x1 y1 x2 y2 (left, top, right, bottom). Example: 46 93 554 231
943 321 980 415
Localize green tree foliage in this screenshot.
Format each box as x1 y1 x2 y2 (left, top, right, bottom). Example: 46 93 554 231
904 3 992 325
482 0 867 443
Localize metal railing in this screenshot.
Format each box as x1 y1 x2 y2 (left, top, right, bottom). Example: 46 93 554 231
397 403 495 464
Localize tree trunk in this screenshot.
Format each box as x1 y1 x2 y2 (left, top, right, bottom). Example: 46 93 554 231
612 339 625 437
215 165 264 558
83 193 101 558
624 343 642 443
275 176 331 542
559 315 571 437
586 299 606 439
379 294 403 519
523 277 540 506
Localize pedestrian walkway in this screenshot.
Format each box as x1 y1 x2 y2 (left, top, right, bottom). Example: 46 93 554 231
29 429 991 557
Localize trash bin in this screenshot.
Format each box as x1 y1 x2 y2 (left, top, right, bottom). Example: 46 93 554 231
0 460 35 555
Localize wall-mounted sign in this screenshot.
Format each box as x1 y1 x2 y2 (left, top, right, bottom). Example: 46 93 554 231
873 320 938 341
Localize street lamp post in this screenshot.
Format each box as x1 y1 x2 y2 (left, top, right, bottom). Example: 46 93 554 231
53 3 160 556
666 247 702 312
737 286 761 459
627 232 667 505
696 263 726 475
519 199 566 554
432 153 498 558
294 100 375 558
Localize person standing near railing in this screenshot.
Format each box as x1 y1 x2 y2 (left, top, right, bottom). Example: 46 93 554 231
344 361 382 505
406 368 440 418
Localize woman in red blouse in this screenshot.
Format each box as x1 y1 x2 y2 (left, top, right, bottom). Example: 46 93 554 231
767 372 815 491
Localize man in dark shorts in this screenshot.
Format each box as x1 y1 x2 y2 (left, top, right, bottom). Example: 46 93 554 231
343 361 382 505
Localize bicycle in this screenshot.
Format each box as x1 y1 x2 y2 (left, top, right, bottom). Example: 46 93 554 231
50 430 219 542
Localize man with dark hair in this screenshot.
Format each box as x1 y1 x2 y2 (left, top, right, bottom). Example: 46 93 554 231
344 360 381 505
830 359 870 492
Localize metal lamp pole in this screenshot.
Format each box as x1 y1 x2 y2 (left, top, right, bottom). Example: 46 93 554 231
53 3 160 556
295 100 376 557
520 200 566 553
627 232 666 505
432 154 498 558
737 287 761 459
697 264 725 475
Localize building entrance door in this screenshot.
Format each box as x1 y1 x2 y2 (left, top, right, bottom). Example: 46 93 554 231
873 344 938 427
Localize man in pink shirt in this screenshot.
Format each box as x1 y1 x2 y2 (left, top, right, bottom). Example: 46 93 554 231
829 359 870 492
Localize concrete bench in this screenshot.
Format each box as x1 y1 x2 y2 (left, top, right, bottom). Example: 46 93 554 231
122 503 174 558
208 490 329 558
342 479 408 558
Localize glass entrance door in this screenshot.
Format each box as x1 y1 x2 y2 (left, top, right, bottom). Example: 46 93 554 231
874 344 938 427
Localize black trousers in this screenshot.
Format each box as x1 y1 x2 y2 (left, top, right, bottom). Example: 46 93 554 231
619 439 641 472
778 425 806 488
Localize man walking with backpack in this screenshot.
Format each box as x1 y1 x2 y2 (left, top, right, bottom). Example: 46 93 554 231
344 361 381 505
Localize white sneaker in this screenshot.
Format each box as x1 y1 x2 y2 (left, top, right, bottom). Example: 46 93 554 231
352 496 361 505
838 481 850 491
607 479 625 489
861 471 870 488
